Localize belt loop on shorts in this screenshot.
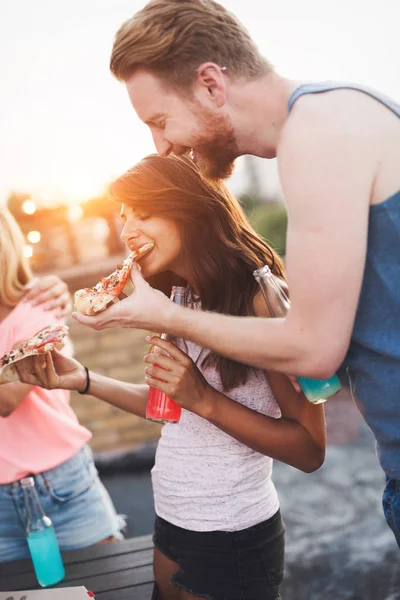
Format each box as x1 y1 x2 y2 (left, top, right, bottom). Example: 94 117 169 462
34 472 48 493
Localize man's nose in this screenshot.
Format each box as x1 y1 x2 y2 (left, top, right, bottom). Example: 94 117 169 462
152 131 173 158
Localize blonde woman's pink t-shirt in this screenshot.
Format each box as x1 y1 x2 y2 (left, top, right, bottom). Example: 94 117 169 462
0 300 91 484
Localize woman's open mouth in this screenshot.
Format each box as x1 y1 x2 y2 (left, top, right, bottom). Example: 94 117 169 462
129 242 154 261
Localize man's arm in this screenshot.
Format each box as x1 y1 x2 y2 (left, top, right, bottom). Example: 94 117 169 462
73 97 374 377
164 102 373 377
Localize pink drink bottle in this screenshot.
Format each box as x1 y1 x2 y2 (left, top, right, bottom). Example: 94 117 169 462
146 286 187 423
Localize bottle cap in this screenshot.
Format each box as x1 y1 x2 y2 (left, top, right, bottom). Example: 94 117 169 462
172 285 186 296
20 476 35 489
253 265 272 278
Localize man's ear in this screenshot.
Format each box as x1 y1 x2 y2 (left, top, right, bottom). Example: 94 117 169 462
195 62 227 107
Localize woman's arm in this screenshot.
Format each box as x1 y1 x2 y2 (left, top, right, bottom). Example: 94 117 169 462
0 382 33 417
0 338 34 417
15 350 149 419
144 290 326 473
81 370 149 419
202 386 325 473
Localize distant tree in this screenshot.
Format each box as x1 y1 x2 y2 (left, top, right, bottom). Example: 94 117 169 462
248 203 287 256
238 192 287 257
238 192 264 215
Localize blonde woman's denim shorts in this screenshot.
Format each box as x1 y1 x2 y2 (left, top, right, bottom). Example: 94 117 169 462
0 445 125 562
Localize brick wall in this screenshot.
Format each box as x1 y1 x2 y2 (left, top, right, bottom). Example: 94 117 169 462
67 316 162 452
66 316 161 452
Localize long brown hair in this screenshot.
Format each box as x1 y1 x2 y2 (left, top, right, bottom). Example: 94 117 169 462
109 154 284 391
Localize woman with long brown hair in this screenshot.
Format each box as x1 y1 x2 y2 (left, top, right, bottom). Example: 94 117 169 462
17 155 326 600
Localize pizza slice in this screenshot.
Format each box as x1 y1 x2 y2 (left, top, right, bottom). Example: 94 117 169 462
74 242 154 316
0 324 69 384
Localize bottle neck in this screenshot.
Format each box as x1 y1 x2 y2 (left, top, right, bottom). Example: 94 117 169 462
254 267 290 318
22 484 50 533
171 285 187 307
161 286 187 344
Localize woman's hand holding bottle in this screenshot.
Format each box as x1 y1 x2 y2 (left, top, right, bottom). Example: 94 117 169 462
144 336 214 418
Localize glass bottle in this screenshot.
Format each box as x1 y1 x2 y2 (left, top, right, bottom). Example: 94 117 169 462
146 286 187 423
254 265 341 404
21 476 65 587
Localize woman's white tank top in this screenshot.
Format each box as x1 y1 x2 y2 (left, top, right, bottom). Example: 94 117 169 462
152 297 281 532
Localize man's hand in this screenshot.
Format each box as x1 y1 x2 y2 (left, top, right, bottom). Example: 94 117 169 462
24 275 72 318
72 265 173 332
14 349 87 392
144 336 213 417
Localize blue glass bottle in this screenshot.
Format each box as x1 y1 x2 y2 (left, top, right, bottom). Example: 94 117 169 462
253 265 341 404
21 477 65 587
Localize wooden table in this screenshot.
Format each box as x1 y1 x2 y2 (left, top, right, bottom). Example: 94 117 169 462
0 535 155 599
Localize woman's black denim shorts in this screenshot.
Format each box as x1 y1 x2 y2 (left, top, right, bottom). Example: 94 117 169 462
153 509 285 600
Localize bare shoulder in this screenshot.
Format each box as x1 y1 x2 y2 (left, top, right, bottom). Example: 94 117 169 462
253 289 270 318
279 88 382 159
276 90 377 219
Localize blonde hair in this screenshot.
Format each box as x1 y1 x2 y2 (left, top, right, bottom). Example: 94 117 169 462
110 0 272 89
0 208 32 307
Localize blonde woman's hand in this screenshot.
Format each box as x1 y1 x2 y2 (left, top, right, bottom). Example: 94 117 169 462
24 275 72 318
14 349 87 392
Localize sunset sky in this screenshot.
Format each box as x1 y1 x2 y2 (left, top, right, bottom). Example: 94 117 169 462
1 0 399 206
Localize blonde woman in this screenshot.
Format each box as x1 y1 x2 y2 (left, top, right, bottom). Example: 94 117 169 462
0 208 124 562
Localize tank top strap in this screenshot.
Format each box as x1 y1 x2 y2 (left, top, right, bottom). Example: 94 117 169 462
288 81 400 117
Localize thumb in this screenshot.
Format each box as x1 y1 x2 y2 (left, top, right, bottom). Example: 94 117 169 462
129 263 147 288
51 348 65 361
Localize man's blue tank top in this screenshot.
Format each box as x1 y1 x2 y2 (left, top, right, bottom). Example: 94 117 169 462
288 82 400 479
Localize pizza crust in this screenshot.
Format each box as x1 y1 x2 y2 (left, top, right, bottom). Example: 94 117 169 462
74 289 115 316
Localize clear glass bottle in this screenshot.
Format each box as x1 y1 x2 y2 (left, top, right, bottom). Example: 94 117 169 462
21 476 65 587
254 265 341 404
146 286 187 423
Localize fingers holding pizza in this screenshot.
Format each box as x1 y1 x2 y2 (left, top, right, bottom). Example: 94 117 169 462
72 264 172 332
0 324 69 384
74 243 154 316
14 349 87 392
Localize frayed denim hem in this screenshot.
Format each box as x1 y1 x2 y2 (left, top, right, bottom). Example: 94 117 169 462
171 570 217 600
